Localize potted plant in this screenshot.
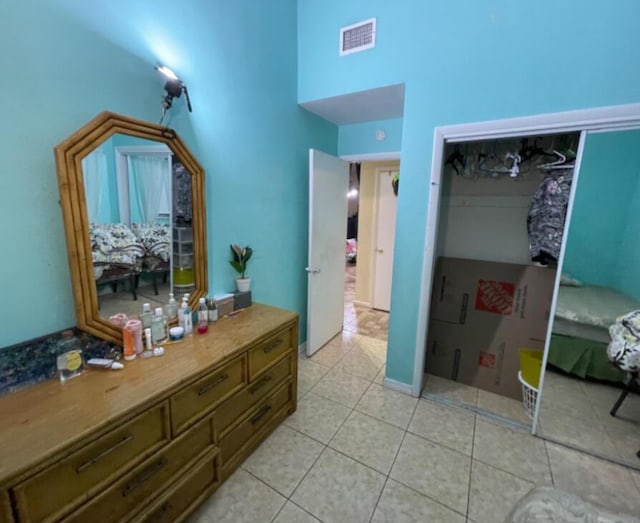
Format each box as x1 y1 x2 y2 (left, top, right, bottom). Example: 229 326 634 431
229 244 253 292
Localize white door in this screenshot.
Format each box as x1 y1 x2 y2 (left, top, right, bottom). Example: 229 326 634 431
373 170 398 311
306 149 349 356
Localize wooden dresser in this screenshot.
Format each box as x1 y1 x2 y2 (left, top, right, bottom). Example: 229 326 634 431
0 304 298 523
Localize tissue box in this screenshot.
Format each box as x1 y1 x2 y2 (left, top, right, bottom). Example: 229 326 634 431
233 291 252 310
213 293 234 317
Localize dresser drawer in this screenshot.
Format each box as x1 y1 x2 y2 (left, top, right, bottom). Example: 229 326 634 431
0 491 12 523
13 402 170 523
170 355 247 435
64 415 215 523
132 449 219 523
248 327 294 379
214 354 293 438
219 380 292 465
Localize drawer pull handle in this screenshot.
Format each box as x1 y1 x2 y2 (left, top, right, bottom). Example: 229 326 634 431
249 375 272 394
263 338 283 354
76 434 134 473
122 457 167 497
198 373 229 396
251 405 272 425
150 501 172 522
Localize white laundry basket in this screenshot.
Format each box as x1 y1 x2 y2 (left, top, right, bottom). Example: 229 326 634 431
518 371 539 419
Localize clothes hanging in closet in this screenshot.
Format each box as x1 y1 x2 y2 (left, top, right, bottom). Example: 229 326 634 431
527 169 574 265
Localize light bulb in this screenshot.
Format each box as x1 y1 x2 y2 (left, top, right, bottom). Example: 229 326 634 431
156 65 179 81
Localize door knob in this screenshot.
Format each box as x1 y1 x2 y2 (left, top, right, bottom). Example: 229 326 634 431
376 248 384 253
305 267 321 274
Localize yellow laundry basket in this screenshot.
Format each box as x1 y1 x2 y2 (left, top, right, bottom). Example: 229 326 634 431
519 349 543 389
518 349 544 418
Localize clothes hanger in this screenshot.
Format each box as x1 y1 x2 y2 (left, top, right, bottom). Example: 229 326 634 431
444 145 467 176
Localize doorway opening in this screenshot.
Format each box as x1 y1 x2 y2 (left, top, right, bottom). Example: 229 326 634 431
341 161 398 343
304 154 398 389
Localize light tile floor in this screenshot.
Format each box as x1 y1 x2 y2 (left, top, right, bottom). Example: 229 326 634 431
538 369 640 468
190 264 640 522
191 334 640 522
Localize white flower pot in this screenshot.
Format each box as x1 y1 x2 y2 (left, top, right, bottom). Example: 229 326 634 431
236 277 251 292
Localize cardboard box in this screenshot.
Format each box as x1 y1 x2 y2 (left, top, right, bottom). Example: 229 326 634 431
430 257 555 341
425 257 555 400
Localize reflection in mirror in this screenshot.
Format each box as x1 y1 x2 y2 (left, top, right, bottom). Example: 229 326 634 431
537 129 640 467
82 134 194 321
55 112 206 345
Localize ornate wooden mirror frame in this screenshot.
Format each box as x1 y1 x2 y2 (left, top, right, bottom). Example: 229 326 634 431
55 112 207 345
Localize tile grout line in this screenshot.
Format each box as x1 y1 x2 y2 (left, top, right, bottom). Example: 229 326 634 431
378 400 471 520
367 395 420 523
466 411 478 520
287 362 369 515
542 440 556 488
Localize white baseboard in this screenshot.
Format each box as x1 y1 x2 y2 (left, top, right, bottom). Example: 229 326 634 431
383 377 416 397
353 300 372 308
298 342 306 355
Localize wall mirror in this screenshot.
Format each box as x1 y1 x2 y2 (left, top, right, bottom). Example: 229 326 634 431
55 112 207 345
535 128 640 468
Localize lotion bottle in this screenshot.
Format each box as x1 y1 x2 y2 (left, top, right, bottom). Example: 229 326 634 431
183 300 193 335
151 307 167 343
166 293 178 321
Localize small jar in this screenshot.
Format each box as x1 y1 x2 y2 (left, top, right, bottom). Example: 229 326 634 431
56 330 84 382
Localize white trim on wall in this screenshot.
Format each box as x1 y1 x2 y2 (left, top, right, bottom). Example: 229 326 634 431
412 102 640 405
383 376 413 395
340 152 401 162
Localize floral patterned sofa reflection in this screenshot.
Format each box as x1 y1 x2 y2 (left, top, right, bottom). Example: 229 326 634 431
131 223 171 295
90 223 171 301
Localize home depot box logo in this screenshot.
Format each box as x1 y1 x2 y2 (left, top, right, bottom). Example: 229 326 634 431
475 280 515 315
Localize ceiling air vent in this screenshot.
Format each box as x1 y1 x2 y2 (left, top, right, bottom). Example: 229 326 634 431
340 18 376 56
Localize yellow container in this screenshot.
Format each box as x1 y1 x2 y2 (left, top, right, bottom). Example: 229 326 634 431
173 267 194 286
519 349 543 389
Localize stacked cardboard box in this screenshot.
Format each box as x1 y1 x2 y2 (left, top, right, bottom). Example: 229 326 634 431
426 257 554 399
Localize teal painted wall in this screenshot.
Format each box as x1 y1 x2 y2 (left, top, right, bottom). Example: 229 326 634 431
563 131 640 292
0 0 336 348
298 0 640 385
338 118 403 156
617 132 640 301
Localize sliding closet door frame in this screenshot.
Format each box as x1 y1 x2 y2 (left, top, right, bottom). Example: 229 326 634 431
414 104 640 430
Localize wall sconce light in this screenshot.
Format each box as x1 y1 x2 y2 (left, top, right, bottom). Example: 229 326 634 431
156 65 192 125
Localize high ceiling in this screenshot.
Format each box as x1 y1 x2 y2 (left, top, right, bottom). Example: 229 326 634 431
300 83 405 125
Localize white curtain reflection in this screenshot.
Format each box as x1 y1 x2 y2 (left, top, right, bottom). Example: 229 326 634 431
82 146 107 222
127 155 170 223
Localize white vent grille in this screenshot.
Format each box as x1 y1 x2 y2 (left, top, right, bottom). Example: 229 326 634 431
340 18 376 56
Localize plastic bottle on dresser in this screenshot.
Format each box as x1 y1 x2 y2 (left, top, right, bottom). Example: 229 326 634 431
151 307 167 344
178 296 186 327
207 297 218 323
140 302 153 330
166 293 178 321
126 319 143 356
183 299 193 335
56 330 85 381
123 324 136 361
197 298 208 334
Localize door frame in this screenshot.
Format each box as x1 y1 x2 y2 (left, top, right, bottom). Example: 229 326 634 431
413 103 640 416
371 167 398 311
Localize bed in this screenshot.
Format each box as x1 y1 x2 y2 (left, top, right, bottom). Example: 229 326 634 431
548 283 640 382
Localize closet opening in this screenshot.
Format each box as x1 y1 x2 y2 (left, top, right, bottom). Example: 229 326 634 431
422 132 581 428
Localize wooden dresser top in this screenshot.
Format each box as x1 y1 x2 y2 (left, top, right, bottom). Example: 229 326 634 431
0 304 297 484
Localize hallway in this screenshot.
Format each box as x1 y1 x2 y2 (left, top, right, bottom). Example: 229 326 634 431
343 263 389 342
